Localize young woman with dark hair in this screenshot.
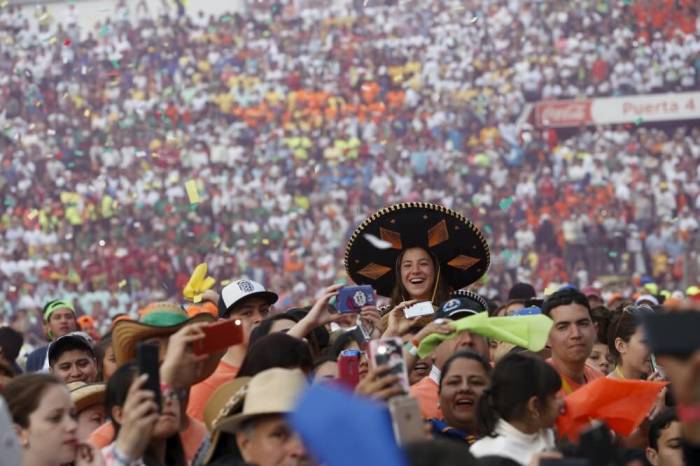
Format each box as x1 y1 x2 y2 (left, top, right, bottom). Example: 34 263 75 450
102 363 186 466
4 373 103 466
429 350 492 445
607 306 656 380
470 353 563 465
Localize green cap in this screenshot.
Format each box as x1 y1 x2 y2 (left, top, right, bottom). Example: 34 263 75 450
43 300 76 322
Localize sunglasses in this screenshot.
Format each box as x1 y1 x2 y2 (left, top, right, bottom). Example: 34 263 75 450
612 305 654 338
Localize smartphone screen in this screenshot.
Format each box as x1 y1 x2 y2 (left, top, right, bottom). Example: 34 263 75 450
136 342 162 412
404 301 434 319
337 349 361 389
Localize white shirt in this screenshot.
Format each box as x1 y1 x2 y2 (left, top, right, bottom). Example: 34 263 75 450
470 420 557 465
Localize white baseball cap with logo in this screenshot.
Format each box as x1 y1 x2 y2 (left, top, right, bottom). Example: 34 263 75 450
218 279 278 317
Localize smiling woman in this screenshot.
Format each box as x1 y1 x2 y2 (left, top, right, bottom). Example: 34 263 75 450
429 350 492 445
394 247 449 306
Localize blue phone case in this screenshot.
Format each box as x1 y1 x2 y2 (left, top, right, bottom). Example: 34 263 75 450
336 285 375 313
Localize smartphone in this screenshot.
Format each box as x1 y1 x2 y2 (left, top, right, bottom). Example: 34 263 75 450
640 311 700 356
136 342 162 412
404 301 434 319
650 353 665 379
388 396 425 445
192 320 244 356
337 349 361 389
336 285 376 313
369 338 409 394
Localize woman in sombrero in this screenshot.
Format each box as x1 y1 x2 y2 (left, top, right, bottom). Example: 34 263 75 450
345 202 490 328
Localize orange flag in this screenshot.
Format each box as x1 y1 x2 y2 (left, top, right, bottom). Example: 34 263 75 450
557 378 666 440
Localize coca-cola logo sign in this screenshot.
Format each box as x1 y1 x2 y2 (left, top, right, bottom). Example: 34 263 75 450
534 92 700 128
535 100 592 127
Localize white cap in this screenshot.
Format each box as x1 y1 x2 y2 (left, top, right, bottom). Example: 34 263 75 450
634 294 659 307
218 279 278 317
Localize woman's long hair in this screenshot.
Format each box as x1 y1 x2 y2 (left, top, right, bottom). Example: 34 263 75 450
476 353 561 437
105 363 186 466
390 248 451 307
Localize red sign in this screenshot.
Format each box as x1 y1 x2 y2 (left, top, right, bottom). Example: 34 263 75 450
534 100 592 128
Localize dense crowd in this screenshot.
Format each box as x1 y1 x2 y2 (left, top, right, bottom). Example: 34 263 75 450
1 0 700 339
3 0 700 465
1 204 700 466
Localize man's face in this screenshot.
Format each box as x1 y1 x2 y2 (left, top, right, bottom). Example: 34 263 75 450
51 350 98 384
228 296 271 345
236 415 314 466
646 421 684 466
548 303 595 365
47 308 78 338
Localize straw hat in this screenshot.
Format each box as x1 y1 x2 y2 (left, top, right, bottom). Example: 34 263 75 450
67 382 106 413
216 368 307 434
203 377 252 432
112 302 214 365
200 368 307 465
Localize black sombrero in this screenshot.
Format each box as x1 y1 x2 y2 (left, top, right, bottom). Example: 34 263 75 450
344 202 490 297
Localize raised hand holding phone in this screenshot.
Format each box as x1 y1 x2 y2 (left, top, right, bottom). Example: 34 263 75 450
355 364 404 402
159 322 211 390
136 343 161 412
383 300 419 337
288 284 346 339
114 374 160 462
192 320 243 356
369 338 410 395
336 285 376 313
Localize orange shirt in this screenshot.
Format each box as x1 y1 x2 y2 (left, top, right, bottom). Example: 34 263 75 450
186 360 239 421
89 416 206 463
547 358 603 396
409 375 442 420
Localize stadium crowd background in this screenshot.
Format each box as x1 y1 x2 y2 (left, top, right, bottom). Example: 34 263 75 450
1 0 700 346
